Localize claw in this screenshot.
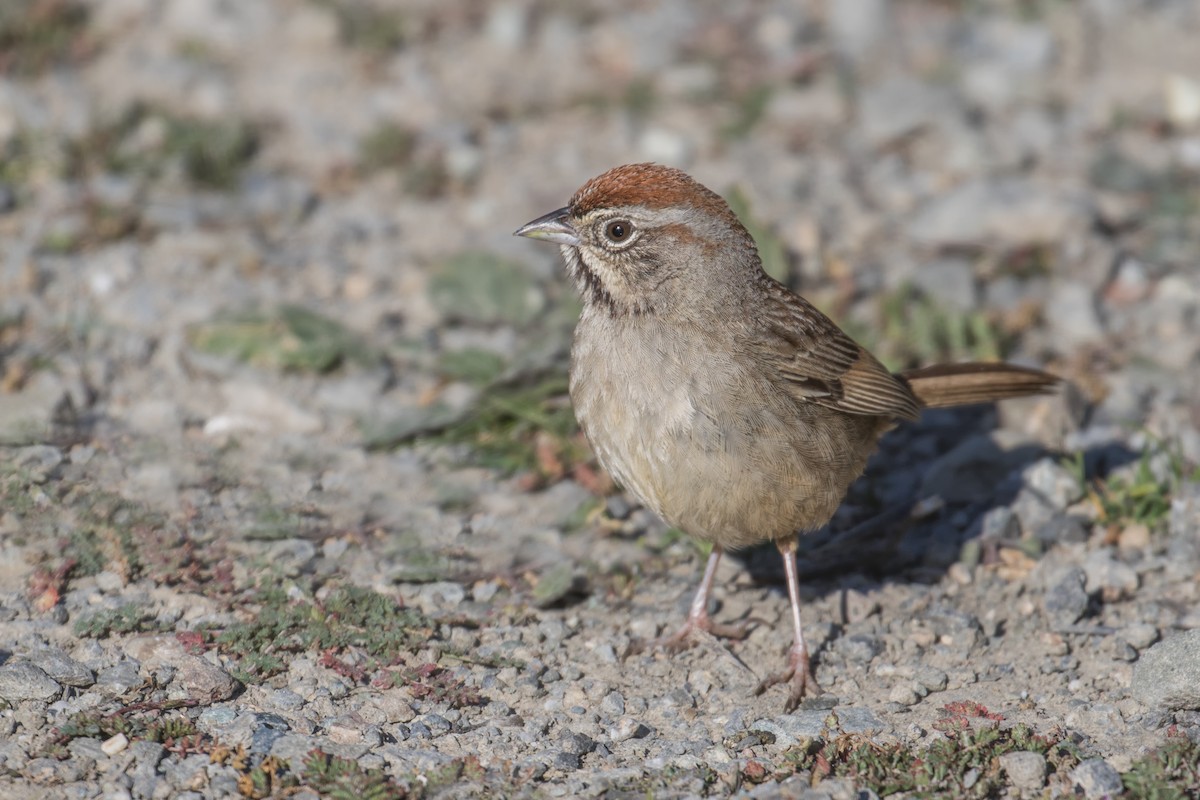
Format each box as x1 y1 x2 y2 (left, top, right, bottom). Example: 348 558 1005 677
628 546 758 655
754 642 822 711
639 614 756 655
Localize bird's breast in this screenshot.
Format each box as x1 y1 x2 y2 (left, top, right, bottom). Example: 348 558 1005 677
568 313 873 547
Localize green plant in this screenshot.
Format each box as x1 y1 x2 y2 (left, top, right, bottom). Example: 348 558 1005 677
66 105 258 190
0 0 93 76
189 305 376 373
869 284 1007 371
302 750 405 800
722 83 773 140
73 604 164 638
1122 733 1200 799
774 703 1079 799
1085 442 1199 529
213 586 436 682
358 122 417 172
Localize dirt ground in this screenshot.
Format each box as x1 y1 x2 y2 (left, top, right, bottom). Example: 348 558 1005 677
2 1 1200 797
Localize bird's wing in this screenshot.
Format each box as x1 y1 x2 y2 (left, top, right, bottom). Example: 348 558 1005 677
751 283 921 421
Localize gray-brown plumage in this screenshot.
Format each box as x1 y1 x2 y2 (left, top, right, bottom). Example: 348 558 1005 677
515 163 1058 710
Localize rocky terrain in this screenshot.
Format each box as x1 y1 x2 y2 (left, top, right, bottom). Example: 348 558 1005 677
1 0 1200 797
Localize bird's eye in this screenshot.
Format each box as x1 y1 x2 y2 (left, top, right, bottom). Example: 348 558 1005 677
605 220 632 242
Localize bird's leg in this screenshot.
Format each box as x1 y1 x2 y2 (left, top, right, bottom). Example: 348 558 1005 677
755 537 822 710
644 546 755 653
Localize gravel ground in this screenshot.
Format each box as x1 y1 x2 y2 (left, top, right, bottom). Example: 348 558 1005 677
2 1 1200 797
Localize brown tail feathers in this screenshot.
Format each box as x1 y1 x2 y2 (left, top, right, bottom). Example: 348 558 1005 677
899 363 1059 409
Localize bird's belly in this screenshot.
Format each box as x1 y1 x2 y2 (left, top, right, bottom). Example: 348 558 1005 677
570 325 875 549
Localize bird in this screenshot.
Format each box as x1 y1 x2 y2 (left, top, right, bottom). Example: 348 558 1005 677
514 163 1058 710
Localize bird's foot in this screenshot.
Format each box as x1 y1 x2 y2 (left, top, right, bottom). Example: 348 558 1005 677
754 643 821 712
630 613 757 655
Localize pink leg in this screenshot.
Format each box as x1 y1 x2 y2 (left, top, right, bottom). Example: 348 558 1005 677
640 546 755 653
755 538 821 710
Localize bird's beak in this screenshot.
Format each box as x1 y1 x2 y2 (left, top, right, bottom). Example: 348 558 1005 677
514 207 580 247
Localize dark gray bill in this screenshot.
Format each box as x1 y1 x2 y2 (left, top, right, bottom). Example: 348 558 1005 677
513 207 580 246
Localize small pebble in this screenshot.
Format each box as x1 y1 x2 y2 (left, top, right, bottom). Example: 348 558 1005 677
101 733 130 756
1070 758 1124 799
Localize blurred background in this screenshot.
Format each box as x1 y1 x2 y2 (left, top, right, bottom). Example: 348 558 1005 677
2 0 1200 794
2 0 1200 676
2 1 1198 464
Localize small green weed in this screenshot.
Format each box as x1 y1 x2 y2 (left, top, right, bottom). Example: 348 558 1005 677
0 0 93 76
302 750 405 800
309 0 407 56
49 705 203 756
385 370 587 478
73 604 165 638
436 348 507 385
1074 443 1198 530
722 83 774 140
775 702 1078 798
358 122 417 173
214 586 435 682
66 104 258 190
1122 732 1200 799
867 284 1008 371
212 743 485 799
189 305 376 373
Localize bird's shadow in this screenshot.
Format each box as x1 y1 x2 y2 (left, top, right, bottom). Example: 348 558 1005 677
732 404 1140 595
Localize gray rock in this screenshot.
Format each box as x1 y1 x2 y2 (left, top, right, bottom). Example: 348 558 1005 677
1046 281 1104 349
559 730 595 756
174 656 239 702
0 663 61 701
915 667 948 693
999 750 1047 791
1034 514 1089 546
269 733 322 768
418 713 453 736
858 78 957 148
979 507 1020 542
922 606 984 654
12 445 64 483
836 707 886 734
608 718 652 742
1023 458 1085 509
599 691 625 717
269 689 304 711
262 539 317 577
910 258 977 312
828 0 888 58
94 662 143 696
750 711 826 746
23 649 94 688
1082 551 1139 597
1043 568 1089 627
1170 482 1200 539
0 374 73 446
837 634 883 664
1119 623 1159 651
128 740 165 766
249 713 292 755
909 180 1085 250
552 751 581 771
1069 758 1124 799
1012 488 1058 535
1132 630 1200 709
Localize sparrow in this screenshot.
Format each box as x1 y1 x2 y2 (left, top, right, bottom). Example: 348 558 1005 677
515 163 1057 709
